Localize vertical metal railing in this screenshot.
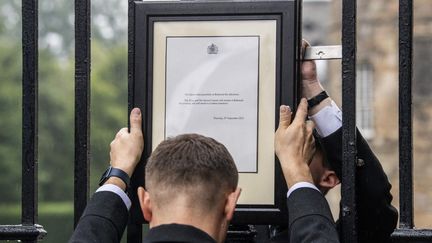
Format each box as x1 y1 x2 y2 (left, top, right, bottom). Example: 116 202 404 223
391 0 432 241
128 0 136 117
127 0 142 241
74 0 91 227
0 0 46 241
398 0 414 230
21 0 39 231
341 0 358 242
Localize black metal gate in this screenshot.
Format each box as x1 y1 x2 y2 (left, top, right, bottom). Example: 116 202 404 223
0 0 432 242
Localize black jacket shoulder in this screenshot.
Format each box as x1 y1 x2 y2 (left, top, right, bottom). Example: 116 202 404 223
69 191 129 243
320 128 398 243
286 187 340 243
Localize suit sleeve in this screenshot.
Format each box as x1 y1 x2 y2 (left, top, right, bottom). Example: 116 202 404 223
320 128 398 243
69 191 129 243
287 187 340 243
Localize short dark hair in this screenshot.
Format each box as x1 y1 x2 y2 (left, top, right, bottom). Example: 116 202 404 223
312 131 331 169
315 139 331 169
145 133 238 209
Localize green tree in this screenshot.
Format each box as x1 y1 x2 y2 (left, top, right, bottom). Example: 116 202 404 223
37 50 75 201
90 41 128 190
0 39 75 202
0 41 22 202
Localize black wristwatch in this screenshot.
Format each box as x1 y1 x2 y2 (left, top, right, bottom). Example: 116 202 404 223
307 91 329 109
99 166 130 192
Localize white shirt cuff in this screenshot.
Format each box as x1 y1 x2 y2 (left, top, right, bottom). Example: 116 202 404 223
96 184 132 210
309 101 342 137
287 182 320 198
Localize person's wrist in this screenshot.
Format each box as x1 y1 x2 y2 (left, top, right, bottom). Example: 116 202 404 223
104 177 127 191
99 166 131 192
111 162 135 178
309 97 332 116
303 84 333 116
302 81 324 99
281 162 313 188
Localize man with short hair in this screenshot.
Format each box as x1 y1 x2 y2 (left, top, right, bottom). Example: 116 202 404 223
137 133 241 242
70 97 340 242
270 41 398 243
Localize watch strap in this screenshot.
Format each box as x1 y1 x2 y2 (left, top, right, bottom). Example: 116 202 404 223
99 166 130 192
307 91 329 109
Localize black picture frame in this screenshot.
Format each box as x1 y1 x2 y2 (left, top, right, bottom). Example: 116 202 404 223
128 0 301 226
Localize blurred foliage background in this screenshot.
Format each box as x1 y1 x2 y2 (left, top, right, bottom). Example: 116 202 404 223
0 0 128 242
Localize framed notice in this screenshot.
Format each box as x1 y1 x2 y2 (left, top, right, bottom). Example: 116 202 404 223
129 0 301 226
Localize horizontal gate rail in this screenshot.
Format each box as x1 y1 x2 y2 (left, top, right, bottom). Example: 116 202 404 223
0 225 47 241
393 229 432 242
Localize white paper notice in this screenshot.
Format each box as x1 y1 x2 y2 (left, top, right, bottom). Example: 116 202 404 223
165 36 259 173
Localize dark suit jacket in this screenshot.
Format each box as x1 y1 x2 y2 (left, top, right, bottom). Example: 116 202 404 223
321 128 398 243
286 187 340 243
68 191 216 243
271 128 398 243
143 224 216 243
69 186 339 242
69 191 129 243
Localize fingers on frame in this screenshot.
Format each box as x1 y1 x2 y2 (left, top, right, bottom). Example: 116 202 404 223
293 99 308 125
301 39 311 58
130 110 143 132
278 105 292 129
130 117 142 132
302 39 311 49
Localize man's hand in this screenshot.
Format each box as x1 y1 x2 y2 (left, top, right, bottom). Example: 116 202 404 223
275 99 315 188
301 40 331 115
301 40 323 99
109 108 144 178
